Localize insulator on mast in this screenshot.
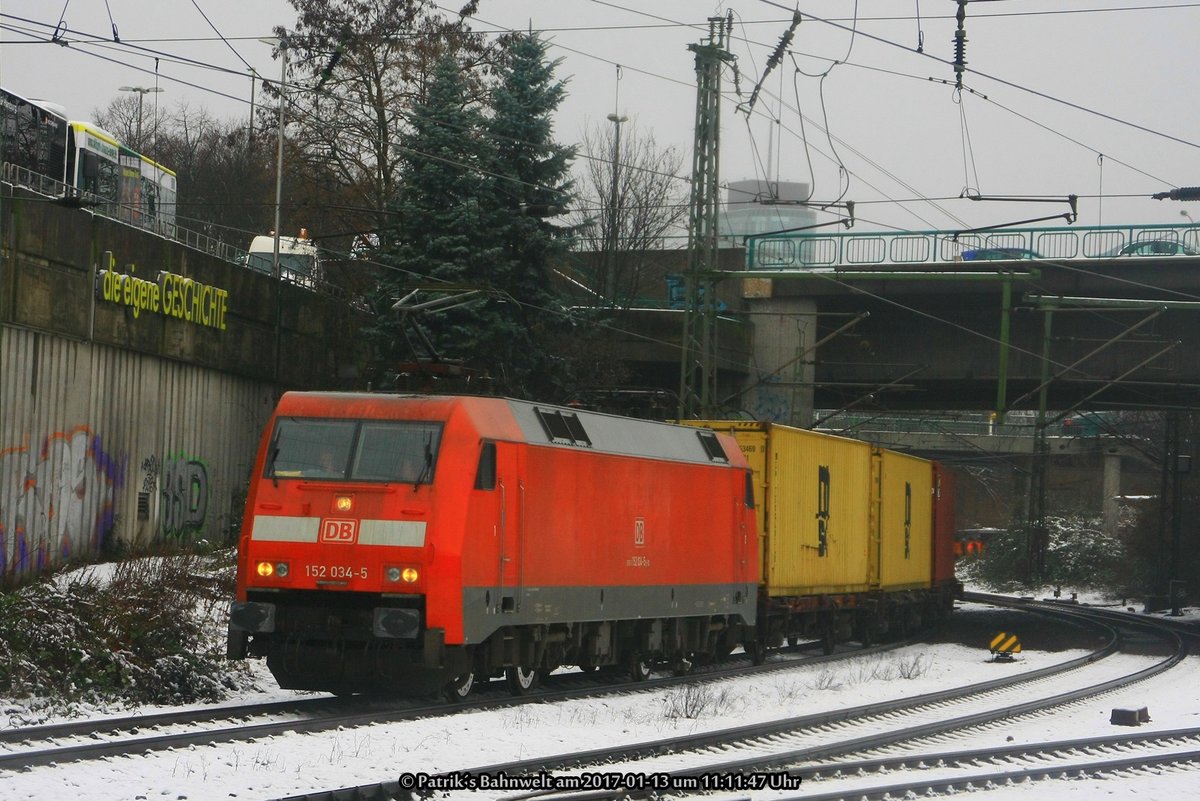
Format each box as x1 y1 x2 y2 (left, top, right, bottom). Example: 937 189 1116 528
953 0 968 89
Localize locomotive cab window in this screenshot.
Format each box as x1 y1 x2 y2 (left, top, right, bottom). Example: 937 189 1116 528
474 442 497 490
355 421 442 484
266 418 443 484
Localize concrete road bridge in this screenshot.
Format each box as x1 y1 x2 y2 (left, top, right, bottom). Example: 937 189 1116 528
730 222 1200 421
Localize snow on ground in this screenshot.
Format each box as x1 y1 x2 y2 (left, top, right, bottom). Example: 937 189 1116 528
1 601 1198 800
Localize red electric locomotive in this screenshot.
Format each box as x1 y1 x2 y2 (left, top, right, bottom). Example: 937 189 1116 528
227 393 758 698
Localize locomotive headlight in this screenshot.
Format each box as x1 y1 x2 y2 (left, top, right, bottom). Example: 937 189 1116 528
334 495 353 513
384 566 420 584
255 561 289 578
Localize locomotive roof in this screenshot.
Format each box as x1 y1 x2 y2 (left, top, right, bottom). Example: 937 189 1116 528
274 392 740 468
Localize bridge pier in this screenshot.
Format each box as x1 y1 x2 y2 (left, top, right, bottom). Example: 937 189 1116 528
1103 450 1122 539
739 292 816 426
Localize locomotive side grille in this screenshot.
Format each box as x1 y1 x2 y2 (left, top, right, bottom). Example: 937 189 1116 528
533 406 592 447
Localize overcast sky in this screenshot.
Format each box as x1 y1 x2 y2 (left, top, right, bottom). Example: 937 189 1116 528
2 0 1198 234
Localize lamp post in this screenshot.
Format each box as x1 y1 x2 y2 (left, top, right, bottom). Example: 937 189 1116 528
1182 210 1195 226
604 112 627 304
258 37 289 283
248 69 257 145
259 36 289 383
118 85 163 148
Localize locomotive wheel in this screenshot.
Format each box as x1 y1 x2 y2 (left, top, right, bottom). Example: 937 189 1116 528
671 660 693 677
442 671 475 703
859 618 878 647
505 665 540 695
712 642 736 663
627 652 652 682
857 624 875 648
746 638 767 666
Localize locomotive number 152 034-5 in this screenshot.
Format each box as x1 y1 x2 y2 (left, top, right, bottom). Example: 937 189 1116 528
304 564 367 579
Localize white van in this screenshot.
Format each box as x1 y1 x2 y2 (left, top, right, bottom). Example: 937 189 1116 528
244 230 322 288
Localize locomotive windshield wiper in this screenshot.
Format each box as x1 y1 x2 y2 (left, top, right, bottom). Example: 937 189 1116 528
267 424 283 487
413 434 434 488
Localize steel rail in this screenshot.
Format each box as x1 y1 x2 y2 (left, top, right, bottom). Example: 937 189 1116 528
0 640 888 771
272 603 1123 801
786 748 1200 801
492 596 1184 801
0 696 350 747
803 725 1200 779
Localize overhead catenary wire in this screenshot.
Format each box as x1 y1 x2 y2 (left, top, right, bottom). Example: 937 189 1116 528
714 26 1182 195
13 1 1200 44
0 13 1189 265
580 0 1200 159
757 0 1200 152
186 0 256 73
540 1 1184 232
280 3 1180 242
4 0 1195 400
468 5 967 231
5 4 1187 230
955 87 982 197
0 18 253 106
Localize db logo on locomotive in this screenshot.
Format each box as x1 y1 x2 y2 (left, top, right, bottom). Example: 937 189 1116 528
320 518 360 544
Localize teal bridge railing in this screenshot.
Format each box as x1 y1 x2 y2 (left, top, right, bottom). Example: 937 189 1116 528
744 222 1200 271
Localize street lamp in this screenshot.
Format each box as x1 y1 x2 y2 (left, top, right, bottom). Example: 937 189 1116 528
604 112 627 303
1181 210 1195 226
118 85 163 147
259 36 289 384
258 37 289 283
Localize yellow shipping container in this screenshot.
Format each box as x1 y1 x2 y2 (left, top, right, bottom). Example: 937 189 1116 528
691 421 874 597
877 450 935 591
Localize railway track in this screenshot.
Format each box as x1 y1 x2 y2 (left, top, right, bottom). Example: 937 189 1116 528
0 639 884 774
783 727 1200 800
523 596 1190 801
0 695 348 749
268 595 1188 801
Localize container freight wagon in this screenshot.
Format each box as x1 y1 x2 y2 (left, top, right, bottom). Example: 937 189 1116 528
931 463 959 596
228 393 758 698
688 421 957 652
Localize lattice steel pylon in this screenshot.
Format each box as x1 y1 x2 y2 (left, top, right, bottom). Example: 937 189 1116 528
677 14 736 420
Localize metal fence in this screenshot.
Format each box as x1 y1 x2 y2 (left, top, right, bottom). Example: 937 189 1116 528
3 161 248 265
2 162 361 301
815 410 1041 438
747 222 1200 270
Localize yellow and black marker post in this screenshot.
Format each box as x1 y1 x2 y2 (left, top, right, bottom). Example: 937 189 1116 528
989 631 1022 661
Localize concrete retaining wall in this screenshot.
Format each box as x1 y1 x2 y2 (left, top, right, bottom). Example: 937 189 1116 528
0 183 366 581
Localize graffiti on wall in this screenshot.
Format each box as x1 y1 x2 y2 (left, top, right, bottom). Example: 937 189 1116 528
141 454 159 494
0 426 126 578
747 375 792 423
160 453 209 538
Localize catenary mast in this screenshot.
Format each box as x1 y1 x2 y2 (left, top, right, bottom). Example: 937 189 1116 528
677 14 735 419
